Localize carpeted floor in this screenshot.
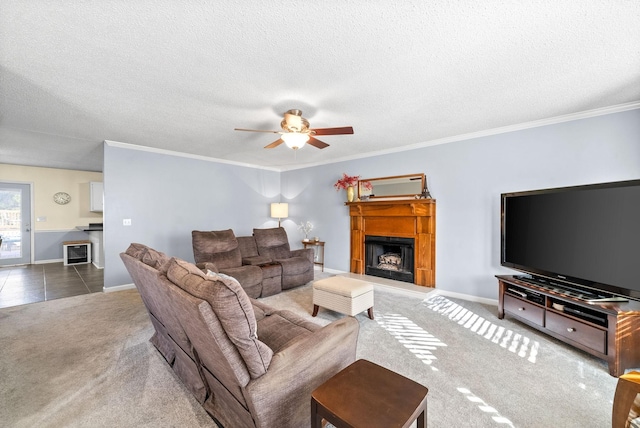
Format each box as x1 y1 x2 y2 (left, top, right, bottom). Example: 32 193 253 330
0 276 620 427
261 280 619 428
0 289 215 428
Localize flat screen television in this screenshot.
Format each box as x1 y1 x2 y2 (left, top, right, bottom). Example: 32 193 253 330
501 179 640 302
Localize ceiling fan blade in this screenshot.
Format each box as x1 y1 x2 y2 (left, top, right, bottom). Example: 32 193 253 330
264 138 284 149
307 136 329 149
235 128 281 134
311 126 354 136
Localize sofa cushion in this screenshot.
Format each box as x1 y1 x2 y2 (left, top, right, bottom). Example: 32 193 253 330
167 258 273 379
237 236 259 257
256 310 319 353
192 230 242 269
275 257 311 275
125 243 171 273
253 227 292 260
217 267 263 299
125 242 148 259
141 247 171 273
201 262 219 273
237 236 273 265
250 298 274 322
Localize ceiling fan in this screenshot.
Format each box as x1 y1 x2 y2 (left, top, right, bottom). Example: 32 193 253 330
234 109 354 150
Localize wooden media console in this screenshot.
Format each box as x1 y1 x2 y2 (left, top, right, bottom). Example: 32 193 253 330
497 275 640 377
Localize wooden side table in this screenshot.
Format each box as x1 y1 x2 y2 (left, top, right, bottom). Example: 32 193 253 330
311 359 428 428
302 240 325 271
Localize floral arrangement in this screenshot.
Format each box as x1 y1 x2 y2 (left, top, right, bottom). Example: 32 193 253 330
334 173 372 191
297 221 314 239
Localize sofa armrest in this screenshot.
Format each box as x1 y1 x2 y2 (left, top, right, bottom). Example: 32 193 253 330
244 316 359 426
250 298 275 321
290 248 314 264
242 255 272 266
195 262 219 273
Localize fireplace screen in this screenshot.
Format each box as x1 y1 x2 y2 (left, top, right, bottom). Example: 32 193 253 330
364 236 414 283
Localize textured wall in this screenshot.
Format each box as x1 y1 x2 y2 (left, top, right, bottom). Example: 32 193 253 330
282 109 640 300
103 144 281 288
103 109 640 298
0 164 103 230
0 164 103 263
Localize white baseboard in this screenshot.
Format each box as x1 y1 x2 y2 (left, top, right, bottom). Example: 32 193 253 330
430 289 498 306
103 283 136 293
34 259 64 264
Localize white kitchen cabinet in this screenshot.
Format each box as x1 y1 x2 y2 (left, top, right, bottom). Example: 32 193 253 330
90 181 103 212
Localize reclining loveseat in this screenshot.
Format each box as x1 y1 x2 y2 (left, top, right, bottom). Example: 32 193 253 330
192 227 314 298
121 243 359 428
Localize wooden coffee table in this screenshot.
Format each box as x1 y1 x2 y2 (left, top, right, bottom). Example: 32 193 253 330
311 359 428 428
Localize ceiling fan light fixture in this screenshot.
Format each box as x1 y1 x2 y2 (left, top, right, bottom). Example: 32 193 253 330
281 132 309 149
235 108 353 150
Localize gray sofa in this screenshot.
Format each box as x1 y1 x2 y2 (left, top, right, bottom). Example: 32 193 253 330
121 243 359 428
192 227 314 298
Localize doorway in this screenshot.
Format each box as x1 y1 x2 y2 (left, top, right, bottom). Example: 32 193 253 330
0 182 32 266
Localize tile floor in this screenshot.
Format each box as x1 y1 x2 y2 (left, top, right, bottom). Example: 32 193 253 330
0 262 103 309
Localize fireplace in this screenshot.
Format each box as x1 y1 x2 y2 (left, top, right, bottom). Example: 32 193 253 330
347 199 435 287
365 235 414 283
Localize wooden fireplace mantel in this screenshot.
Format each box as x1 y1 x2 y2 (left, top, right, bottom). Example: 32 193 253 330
347 199 436 287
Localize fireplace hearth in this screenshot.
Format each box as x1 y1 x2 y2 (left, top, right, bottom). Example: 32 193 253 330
365 235 414 283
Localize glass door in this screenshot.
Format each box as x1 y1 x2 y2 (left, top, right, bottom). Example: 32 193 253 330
0 182 32 266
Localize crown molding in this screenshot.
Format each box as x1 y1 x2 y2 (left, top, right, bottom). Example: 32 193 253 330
103 140 281 172
279 101 640 171
107 101 639 173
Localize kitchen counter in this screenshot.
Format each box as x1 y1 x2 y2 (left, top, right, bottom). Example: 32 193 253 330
76 224 104 268
76 224 103 232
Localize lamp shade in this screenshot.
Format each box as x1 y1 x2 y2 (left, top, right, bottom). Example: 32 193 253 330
270 202 289 219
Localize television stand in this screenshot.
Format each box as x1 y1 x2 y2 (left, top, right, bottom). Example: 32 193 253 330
585 296 630 303
512 275 628 302
497 275 640 377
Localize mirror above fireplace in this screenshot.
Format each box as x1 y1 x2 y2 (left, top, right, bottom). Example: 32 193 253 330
358 173 425 200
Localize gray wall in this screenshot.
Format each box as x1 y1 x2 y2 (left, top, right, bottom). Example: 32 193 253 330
281 109 640 300
34 230 92 261
103 109 640 299
103 145 281 288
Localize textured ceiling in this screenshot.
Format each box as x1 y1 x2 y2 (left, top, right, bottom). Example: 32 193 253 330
1 1 639 172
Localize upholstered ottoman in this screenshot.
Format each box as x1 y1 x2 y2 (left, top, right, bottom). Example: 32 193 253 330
312 277 374 320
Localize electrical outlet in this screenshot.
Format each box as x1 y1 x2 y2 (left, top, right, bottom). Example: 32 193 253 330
123 218 132 226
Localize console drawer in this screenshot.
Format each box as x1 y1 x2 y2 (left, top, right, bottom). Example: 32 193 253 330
504 295 544 327
546 311 606 354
